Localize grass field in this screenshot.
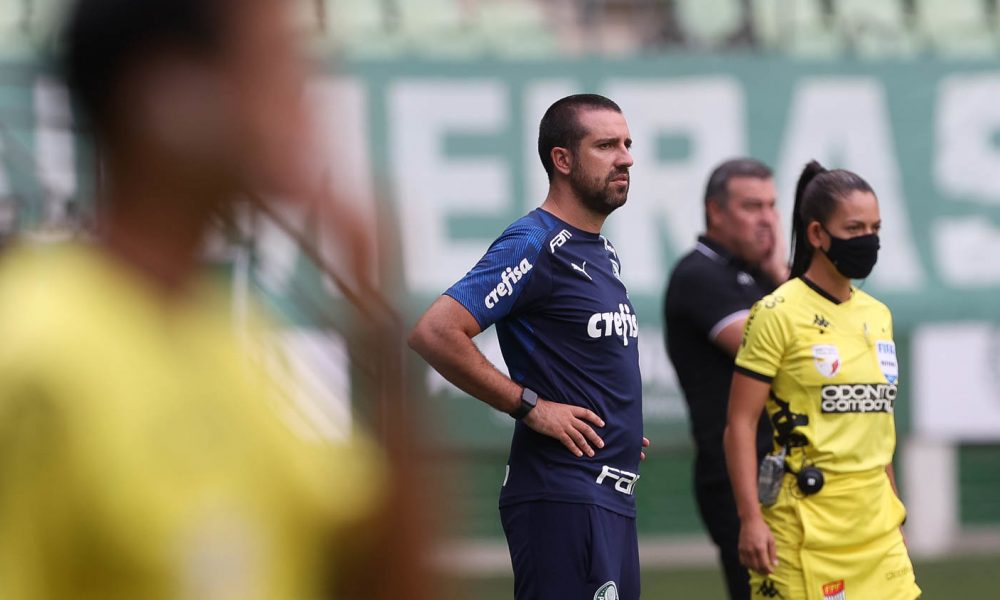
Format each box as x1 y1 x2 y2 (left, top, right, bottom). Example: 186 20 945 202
442 554 1000 598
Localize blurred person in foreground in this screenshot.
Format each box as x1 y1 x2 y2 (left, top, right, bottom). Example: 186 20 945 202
410 94 648 600
663 158 785 600
0 0 422 598
725 161 920 599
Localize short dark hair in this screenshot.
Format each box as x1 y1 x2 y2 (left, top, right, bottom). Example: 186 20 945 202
789 160 875 278
703 158 772 227
60 0 233 138
537 94 622 182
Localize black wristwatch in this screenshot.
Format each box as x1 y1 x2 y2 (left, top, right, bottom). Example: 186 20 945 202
511 387 538 420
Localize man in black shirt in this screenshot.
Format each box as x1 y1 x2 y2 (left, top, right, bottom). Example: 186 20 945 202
663 158 787 600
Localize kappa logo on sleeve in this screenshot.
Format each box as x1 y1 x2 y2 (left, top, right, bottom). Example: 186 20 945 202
483 259 533 309
821 579 846 600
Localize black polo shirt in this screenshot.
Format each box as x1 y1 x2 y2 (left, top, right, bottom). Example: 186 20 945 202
664 235 775 486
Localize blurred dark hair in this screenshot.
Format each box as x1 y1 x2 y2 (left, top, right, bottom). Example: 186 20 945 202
703 157 772 228
789 160 875 278
538 94 622 182
60 0 232 138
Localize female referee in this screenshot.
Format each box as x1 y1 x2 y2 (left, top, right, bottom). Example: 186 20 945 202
723 160 920 599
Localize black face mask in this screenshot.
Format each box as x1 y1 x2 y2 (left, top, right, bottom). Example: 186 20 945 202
821 226 880 279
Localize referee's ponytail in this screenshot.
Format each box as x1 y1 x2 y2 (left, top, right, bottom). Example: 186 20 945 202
789 160 875 279
790 161 826 279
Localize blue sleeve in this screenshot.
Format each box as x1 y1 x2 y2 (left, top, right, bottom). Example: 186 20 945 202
444 224 549 330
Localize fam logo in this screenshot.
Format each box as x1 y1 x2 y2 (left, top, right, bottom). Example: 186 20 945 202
813 344 841 378
550 229 572 253
587 303 639 346
596 465 640 495
483 259 533 309
821 579 846 600
594 581 618 600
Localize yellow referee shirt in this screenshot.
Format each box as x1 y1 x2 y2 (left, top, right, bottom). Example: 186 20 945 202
0 243 382 600
735 277 898 475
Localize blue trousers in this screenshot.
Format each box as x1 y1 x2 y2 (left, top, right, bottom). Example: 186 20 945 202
500 501 639 600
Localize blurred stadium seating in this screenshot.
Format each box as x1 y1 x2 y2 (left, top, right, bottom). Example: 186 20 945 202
298 0 1000 59
3 0 1000 60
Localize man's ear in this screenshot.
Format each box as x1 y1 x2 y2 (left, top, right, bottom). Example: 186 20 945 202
551 147 573 177
705 198 724 230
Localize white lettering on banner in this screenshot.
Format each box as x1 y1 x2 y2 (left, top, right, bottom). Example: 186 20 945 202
913 323 1000 442
34 77 76 222
596 465 640 495
602 79 746 294
933 216 1000 286
524 80 578 203
308 78 379 296
389 80 509 293
932 74 1000 286
776 78 925 290
0 129 8 199
935 74 1000 204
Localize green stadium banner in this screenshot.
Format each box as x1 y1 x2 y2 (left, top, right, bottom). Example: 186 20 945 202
4 57 1000 450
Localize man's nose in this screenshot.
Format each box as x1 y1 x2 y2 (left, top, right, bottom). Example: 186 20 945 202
617 147 634 168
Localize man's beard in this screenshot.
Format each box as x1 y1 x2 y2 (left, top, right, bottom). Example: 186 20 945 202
570 165 629 216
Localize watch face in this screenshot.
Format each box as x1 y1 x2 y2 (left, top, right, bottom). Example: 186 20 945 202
522 388 538 406
513 388 537 420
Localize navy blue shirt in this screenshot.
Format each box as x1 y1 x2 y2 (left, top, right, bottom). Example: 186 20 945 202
446 208 643 517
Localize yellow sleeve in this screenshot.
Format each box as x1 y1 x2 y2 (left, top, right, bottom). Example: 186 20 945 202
0 370 79 600
319 432 388 526
735 296 790 380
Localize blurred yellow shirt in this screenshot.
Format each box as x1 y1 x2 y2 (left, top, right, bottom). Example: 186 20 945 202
0 242 383 600
735 277 898 475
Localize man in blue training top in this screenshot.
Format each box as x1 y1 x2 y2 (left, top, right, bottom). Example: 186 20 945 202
409 94 647 600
